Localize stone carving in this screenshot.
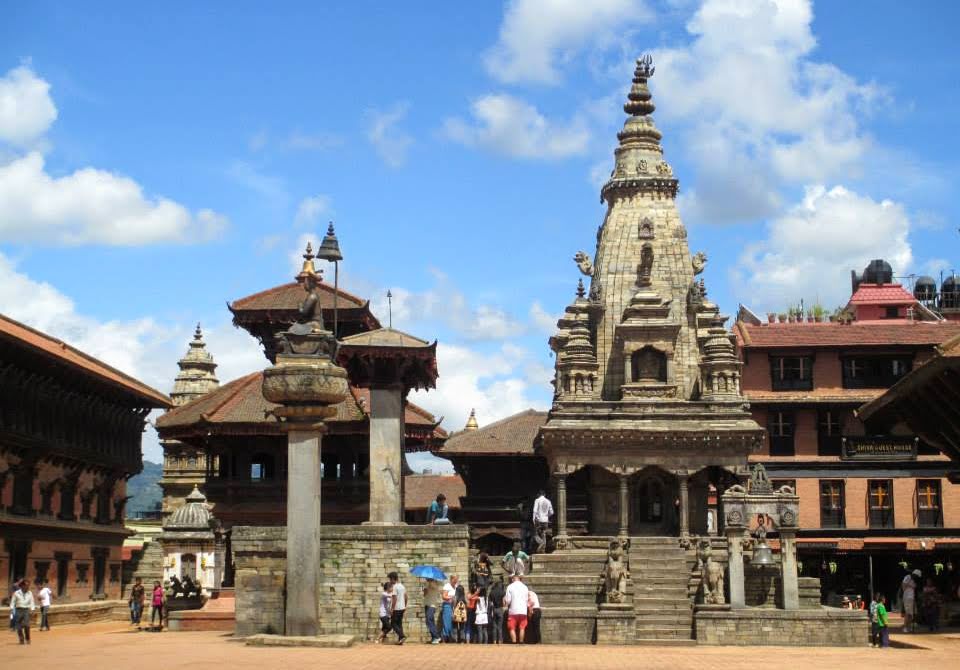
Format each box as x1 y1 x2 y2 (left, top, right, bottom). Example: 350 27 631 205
698 540 725 605
725 484 746 495
274 244 339 359
656 160 672 176
780 509 797 527
600 538 630 603
637 244 654 287
589 280 602 302
776 484 795 495
574 251 594 276
638 217 654 239
747 463 772 494
692 251 707 275
725 509 744 526
637 159 648 173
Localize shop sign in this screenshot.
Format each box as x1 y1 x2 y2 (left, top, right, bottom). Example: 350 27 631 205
841 436 917 461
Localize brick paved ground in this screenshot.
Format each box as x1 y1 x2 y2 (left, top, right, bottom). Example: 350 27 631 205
3 621 960 670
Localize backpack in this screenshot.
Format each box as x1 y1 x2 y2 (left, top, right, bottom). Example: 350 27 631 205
453 600 467 623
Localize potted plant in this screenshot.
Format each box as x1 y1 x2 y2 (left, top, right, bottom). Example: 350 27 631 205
812 304 826 322
767 313 776 324
778 312 787 323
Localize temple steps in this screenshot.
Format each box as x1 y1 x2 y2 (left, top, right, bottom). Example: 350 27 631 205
122 540 164 596
628 537 694 644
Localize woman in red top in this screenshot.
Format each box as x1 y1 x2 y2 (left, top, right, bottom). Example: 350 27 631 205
151 581 165 631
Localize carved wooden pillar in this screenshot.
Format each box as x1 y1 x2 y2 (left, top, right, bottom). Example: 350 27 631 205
618 473 629 538
678 471 690 539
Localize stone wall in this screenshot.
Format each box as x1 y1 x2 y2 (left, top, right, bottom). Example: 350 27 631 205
233 524 470 639
0 600 126 626
695 608 869 646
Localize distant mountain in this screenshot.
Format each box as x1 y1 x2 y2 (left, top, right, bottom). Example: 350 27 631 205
127 460 163 514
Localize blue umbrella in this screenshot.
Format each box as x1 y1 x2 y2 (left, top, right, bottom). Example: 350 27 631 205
410 565 446 581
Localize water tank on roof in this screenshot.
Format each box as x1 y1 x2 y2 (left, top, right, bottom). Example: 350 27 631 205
862 259 894 285
943 275 959 309
914 276 937 302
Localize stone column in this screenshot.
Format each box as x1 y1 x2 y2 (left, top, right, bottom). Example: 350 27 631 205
285 427 324 636
618 474 629 538
726 529 745 609
366 385 404 525
555 473 568 549
677 472 689 539
780 531 800 610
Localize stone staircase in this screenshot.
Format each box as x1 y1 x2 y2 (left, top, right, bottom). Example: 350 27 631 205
122 540 164 597
629 537 695 646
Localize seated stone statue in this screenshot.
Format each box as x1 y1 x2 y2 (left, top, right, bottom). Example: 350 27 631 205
601 539 629 604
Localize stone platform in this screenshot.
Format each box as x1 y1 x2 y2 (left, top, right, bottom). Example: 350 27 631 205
0 599 127 627
233 524 470 639
245 633 356 647
167 590 236 632
695 607 870 646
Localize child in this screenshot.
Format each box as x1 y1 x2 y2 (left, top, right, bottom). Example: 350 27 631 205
377 581 393 643
151 581 165 631
38 579 52 631
874 592 889 648
474 587 489 644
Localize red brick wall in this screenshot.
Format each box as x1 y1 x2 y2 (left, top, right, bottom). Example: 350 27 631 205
1 540 124 605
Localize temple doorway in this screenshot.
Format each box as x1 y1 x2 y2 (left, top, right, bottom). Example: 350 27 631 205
181 553 197 580
630 469 675 535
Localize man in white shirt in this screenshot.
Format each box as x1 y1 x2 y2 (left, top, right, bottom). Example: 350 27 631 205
388 571 407 644
532 490 554 554
37 579 52 631
504 575 530 644
441 575 458 642
11 579 35 645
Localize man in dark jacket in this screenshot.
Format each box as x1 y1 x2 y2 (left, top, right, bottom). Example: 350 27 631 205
488 576 506 644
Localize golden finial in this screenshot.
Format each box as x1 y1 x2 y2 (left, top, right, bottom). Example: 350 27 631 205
464 408 479 431
298 241 320 281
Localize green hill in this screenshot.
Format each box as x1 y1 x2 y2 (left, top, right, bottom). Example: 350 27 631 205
127 460 163 514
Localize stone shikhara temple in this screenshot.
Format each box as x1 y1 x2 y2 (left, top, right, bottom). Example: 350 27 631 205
150 57 871 645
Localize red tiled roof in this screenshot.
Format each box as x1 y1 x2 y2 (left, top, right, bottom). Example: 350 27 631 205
230 281 367 312
735 321 960 349
437 409 547 455
404 474 465 511
155 371 443 441
849 283 916 305
0 313 171 407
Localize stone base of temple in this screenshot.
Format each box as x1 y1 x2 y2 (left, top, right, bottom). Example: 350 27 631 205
232 524 470 639
596 603 636 645
694 608 870 646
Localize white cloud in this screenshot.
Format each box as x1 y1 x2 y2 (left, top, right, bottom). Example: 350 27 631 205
366 102 413 168
443 94 590 160
410 343 548 434
0 65 57 148
735 185 913 311
653 0 883 223
485 0 652 84
227 160 288 203
294 194 332 227
529 301 558 335
0 152 227 245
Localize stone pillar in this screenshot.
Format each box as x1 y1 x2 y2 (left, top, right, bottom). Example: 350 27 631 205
367 385 404 525
726 530 745 609
780 531 800 610
678 472 689 539
285 427 324 636
555 473 568 549
618 474 629 538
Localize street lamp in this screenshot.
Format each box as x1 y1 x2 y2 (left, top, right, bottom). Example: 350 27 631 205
316 222 343 337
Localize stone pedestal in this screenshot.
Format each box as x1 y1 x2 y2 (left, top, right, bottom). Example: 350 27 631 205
366 386 404 525
285 428 324 636
780 531 800 610
726 531 745 609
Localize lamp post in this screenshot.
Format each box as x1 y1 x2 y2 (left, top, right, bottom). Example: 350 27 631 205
316 222 343 337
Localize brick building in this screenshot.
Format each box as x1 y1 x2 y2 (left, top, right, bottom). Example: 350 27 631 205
0 314 170 603
735 260 960 603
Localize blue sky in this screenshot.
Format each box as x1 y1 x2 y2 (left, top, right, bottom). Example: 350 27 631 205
1 1 958 469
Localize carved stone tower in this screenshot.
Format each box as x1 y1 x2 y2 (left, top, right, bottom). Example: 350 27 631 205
170 324 219 406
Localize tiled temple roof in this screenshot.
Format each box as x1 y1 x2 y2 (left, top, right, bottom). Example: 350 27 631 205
735 321 960 349
437 409 547 456
0 312 171 407
849 283 916 305
404 474 465 511
229 281 368 312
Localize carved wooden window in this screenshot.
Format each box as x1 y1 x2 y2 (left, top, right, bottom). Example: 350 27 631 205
770 356 813 391
55 553 70 597
916 479 942 528
767 410 795 456
819 480 845 528
817 409 844 456
868 479 894 529
842 356 912 389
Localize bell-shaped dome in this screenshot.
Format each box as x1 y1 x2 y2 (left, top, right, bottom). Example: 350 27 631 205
163 486 213 532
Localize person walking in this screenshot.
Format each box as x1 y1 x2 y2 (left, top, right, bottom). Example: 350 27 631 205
474 587 489 644
532 490 554 554
11 579 35 645
8 577 21 631
387 571 407 644
489 576 505 645
423 578 442 644
37 580 52 631
526 587 541 644
900 569 919 632
150 581 165 631
874 592 889 648
504 575 530 644
129 577 146 628
921 578 941 632
377 581 394 643
441 575 457 642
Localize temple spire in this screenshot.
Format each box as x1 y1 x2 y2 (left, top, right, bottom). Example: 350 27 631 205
464 408 479 431
170 323 219 407
624 54 655 117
